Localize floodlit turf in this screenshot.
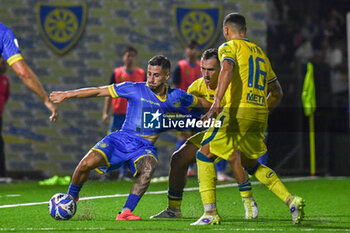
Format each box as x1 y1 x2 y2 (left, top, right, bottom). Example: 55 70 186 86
0 177 349 232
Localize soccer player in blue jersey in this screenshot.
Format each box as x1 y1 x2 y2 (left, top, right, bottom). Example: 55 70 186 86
50 55 210 221
0 23 57 121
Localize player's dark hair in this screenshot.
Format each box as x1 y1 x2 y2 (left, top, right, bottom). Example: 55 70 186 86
223 13 246 32
148 55 171 73
0 57 8 75
187 40 199 49
123 46 138 55
201 48 219 63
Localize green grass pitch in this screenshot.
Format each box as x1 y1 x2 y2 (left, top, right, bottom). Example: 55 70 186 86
0 177 349 233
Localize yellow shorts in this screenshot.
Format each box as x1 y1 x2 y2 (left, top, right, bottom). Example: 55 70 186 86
188 131 206 149
201 109 267 160
187 130 222 163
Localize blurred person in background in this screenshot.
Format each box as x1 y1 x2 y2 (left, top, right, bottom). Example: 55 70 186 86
102 46 145 180
0 58 10 177
0 23 57 122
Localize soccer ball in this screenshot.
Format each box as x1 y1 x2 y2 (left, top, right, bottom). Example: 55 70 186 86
48 193 76 220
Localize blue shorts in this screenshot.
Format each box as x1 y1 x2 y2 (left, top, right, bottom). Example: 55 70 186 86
92 131 158 176
109 114 126 132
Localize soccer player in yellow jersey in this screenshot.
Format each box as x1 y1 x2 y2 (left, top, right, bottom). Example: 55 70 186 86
192 13 305 225
150 48 258 220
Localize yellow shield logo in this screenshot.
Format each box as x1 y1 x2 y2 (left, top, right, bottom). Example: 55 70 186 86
174 6 222 51
37 3 87 55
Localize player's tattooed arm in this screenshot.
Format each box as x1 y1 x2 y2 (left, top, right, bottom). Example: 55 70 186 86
130 156 158 196
267 79 283 112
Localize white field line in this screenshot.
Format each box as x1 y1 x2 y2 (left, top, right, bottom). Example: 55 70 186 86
0 227 349 232
0 194 21 198
0 176 340 209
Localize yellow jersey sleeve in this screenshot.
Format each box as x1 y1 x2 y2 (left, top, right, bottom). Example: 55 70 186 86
7 54 23 66
265 57 277 84
190 95 198 107
187 78 200 95
218 43 236 65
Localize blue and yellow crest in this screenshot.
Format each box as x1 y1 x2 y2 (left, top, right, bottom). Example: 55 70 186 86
37 3 87 55
174 5 222 51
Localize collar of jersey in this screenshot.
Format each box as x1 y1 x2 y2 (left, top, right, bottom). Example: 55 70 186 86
236 38 249 42
146 83 168 102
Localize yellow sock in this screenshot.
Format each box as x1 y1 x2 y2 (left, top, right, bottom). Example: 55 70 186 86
254 164 290 202
240 190 253 199
196 157 216 205
238 179 253 198
168 199 181 210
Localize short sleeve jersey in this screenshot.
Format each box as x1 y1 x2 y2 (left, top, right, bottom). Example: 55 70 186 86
218 38 277 122
108 82 197 135
0 23 23 65
110 66 145 115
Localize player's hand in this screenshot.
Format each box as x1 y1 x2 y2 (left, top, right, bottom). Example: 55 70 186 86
44 99 58 122
102 113 109 125
49 91 68 104
201 100 222 121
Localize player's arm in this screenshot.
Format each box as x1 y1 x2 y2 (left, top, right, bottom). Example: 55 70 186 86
102 72 115 124
187 81 211 110
203 59 233 119
267 79 283 112
11 60 58 122
50 85 111 104
195 97 212 110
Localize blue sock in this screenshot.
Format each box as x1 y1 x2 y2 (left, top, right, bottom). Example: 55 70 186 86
120 163 128 176
238 178 252 192
68 183 82 200
258 152 268 166
123 194 140 211
188 163 195 170
215 160 227 172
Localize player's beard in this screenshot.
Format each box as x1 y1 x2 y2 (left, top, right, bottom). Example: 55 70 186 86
148 82 165 93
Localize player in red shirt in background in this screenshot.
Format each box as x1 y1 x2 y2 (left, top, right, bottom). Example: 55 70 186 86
102 46 145 180
0 58 10 177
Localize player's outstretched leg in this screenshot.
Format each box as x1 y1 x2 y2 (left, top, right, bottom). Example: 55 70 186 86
286 195 305 224
244 157 305 224
117 155 157 221
68 150 107 202
150 142 197 219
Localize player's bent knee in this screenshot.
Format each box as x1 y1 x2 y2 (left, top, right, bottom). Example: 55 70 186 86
170 150 193 169
77 159 92 172
245 162 261 175
136 155 158 176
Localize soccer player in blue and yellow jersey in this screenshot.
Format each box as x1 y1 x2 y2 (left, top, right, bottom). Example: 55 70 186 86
102 46 145 180
192 13 305 225
150 48 258 220
50 55 210 221
0 23 57 121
